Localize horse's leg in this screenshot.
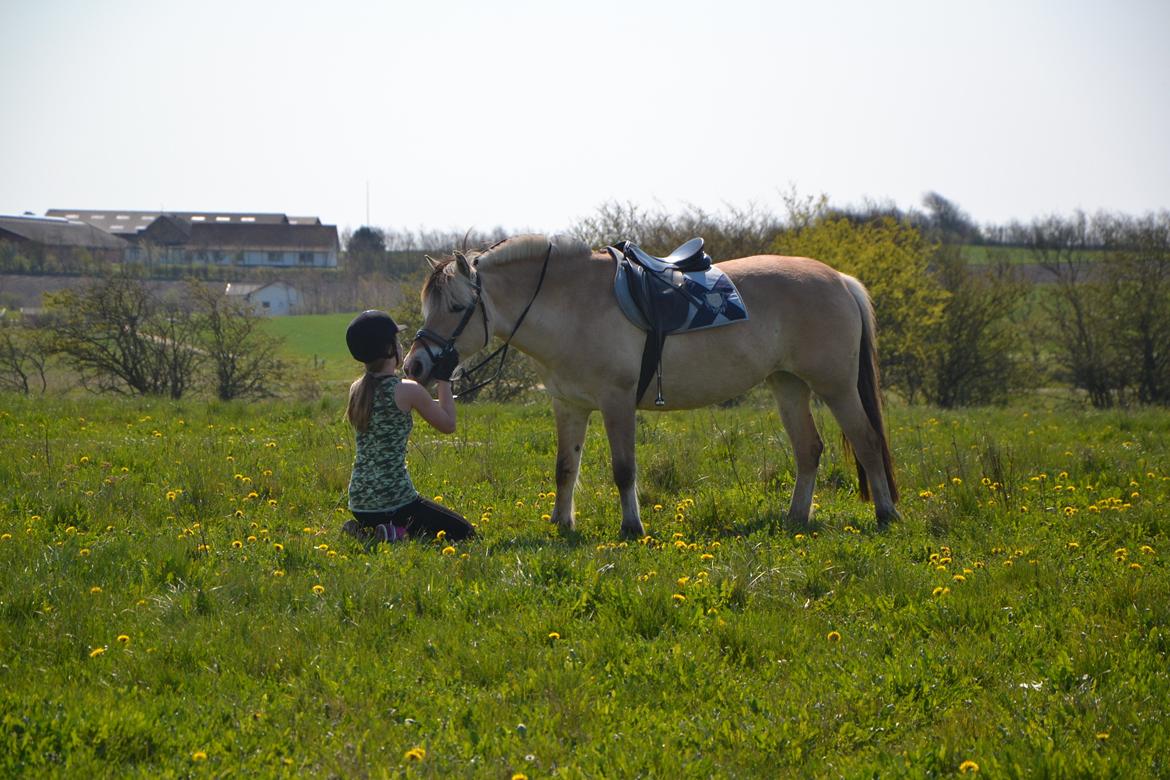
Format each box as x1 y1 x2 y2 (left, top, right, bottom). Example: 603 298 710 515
550 399 591 533
599 397 643 538
822 390 899 527
767 372 823 528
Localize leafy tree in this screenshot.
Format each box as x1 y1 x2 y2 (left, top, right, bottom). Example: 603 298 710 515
921 192 981 244
0 321 49 394
43 275 201 398
924 246 1030 406
1029 213 1122 408
772 213 947 403
345 226 387 275
1098 212 1170 405
187 281 286 401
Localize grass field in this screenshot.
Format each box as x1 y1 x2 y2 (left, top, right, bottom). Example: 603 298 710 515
263 312 364 384
1 393 1168 777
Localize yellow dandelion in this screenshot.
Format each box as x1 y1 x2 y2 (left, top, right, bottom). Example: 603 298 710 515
1067 541 1080 550
672 593 686 602
919 490 933 499
701 553 714 560
404 747 426 762
311 584 325 595
951 477 962 485
273 542 284 552
953 574 966 583
192 750 207 761
959 760 979 774
512 774 529 780
540 514 551 522
90 586 102 595
165 491 177 501
1129 562 1142 570
79 548 91 557
548 631 560 640
826 630 841 642
89 646 106 658
932 586 949 597
117 634 130 644
1140 545 1155 555
247 535 257 543
441 546 456 556
267 499 277 507
677 576 690 587
653 504 663 511
1096 731 1110 741
436 530 447 541
273 569 285 577
232 540 243 549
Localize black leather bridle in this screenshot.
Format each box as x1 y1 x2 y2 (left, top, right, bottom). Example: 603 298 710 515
412 269 488 380
412 242 554 398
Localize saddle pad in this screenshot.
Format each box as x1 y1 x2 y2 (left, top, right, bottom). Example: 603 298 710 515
611 252 749 335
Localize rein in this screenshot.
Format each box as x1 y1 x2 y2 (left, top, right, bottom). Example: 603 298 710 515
414 241 554 399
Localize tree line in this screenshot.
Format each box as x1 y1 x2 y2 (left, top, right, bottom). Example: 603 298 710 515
569 193 1169 409
3 194 1167 408
1 278 283 400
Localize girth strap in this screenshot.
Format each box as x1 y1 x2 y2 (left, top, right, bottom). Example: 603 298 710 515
636 329 667 406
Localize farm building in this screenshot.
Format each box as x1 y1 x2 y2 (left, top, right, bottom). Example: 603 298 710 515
44 209 339 268
0 214 129 263
225 281 303 316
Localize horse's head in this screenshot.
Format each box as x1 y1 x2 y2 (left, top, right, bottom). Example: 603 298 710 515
404 250 487 384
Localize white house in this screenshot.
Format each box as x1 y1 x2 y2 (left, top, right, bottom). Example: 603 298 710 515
224 281 302 316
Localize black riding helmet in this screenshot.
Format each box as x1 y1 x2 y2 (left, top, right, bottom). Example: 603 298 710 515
346 310 406 363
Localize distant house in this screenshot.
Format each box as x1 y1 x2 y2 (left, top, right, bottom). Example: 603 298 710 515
44 209 339 268
225 281 302 316
0 214 129 262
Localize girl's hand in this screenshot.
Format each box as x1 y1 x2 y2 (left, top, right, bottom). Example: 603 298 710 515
395 379 456 434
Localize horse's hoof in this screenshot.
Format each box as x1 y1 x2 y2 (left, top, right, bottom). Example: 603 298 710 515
876 507 901 530
619 521 644 540
550 510 575 534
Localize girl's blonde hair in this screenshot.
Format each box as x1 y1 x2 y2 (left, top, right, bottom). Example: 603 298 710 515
346 343 400 433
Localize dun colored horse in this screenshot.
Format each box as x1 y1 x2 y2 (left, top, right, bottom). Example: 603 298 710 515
404 234 898 537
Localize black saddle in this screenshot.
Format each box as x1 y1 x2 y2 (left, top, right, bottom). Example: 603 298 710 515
608 238 713 406
615 237 711 274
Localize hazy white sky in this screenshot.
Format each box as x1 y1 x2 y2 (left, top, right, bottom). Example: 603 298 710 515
2 0 1167 235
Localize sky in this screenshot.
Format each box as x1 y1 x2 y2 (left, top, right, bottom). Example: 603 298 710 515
2 0 1168 236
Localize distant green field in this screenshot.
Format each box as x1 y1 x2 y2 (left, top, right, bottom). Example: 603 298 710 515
263 312 363 383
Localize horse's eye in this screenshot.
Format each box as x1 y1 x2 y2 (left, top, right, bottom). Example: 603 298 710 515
449 303 467 313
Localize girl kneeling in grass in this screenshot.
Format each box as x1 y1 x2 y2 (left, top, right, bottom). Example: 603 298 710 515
342 310 474 545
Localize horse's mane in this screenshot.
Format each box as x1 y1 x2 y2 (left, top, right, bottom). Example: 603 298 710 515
421 234 593 310
475 233 592 268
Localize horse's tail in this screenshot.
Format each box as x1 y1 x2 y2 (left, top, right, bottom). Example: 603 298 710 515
840 274 898 504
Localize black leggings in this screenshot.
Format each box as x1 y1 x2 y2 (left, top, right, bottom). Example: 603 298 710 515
352 496 475 541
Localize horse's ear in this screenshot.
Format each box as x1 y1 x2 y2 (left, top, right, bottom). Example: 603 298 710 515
425 254 441 270
453 251 472 277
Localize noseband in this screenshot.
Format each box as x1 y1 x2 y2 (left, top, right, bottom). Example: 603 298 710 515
412 242 554 398
412 271 488 378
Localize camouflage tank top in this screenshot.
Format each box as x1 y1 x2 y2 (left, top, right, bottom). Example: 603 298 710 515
347 375 418 512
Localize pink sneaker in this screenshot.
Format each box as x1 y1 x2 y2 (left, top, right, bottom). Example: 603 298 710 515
375 524 409 543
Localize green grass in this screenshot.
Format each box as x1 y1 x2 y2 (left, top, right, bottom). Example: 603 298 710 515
1 395 1168 777
263 312 362 383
